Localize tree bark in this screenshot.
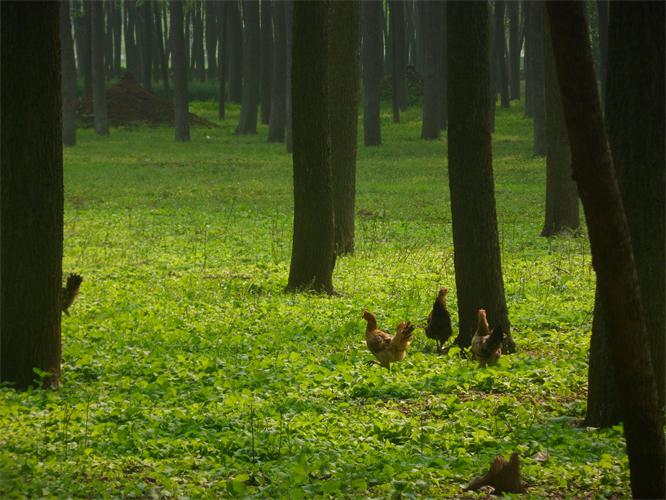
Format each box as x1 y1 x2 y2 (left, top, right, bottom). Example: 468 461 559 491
507 1 520 100
494 1 510 108
170 0 190 142
286 0 336 294
447 1 513 352
421 0 440 139
1 1 64 390
227 0 243 103
205 0 218 80
236 0 260 135
546 3 665 498
285 0 293 152
192 0 205 81
260 0 273 125
267 0 286 142
330 0 361 256
91 1 109 135
390 0 408 121
362 0 383 146
60 0 77 147
529 2 545 155
596 0 608 108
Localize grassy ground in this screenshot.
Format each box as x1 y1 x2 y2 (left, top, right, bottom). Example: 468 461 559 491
0 100 629 497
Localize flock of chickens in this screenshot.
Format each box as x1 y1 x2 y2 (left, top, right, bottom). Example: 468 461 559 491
363 288 504 371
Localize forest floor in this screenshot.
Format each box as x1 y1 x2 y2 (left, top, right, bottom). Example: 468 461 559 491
0 100 629 497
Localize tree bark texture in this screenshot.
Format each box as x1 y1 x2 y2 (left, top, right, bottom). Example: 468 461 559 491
260 0 273 125
494 1 510 108
170 0 190 142
227 0 243 103
421 0 440 140
286 1 336 294
362 0 383 146
546 3 665 498
236 0 260 135
507 1 520 100
60 0 77 146
268 0 286 142
1 1 64 390
390 0 408 121
91 1 109 135
447 1 512 351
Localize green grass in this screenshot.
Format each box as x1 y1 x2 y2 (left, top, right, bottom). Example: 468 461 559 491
0 100 629 497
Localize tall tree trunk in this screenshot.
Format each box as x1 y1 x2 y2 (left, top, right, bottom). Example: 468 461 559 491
218 1 227 120
1 1 64 391
390 0 408 120
586 0 665 426
112 0 122 76
124 0 139 78
155 2 169 98
82 2 93 96
227 0 243 103
205 0 218 80
406 0 416 67
448 1 513 352
421 0 440 139
267 0 286 142
171 0 190 142
236 0 260 135
91 1 109 135
546 4 665 498
260 0 273 125
596 0 609 108
507 1 520 100
529 2 545 155
60 0 77 147
362 0 383 146
494 0 510 108
286 0 336 294
541 20 579 236
523 1 533 116
105 1 114 76
439 1 448 131
284 0 293 152
330 0 361 256
415 0 425 74
142 0 152 90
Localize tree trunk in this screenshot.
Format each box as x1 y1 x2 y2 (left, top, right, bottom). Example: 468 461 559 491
81 2 93 96
285 0 293 153
60 0 77 147
124 0 139 78
91 1 109 135
112 0 122 76
171 0 190 142
286 0 336 294
494 1 510 108
439 1 448 131
260 0 273 125
141 0 152 90
205 0 218 80
447 1 513 352
523 1 533 116
362 0 383 146
236 0 260 135
415 0 425 74
154 2 169 98
421 0 440 139
330 0 361 256
541 20 579 236
596 1 609 108
227 0 243 103
218 1 227 120
193 0 206 81
1 1 64 391
529 2 545 155
390 0 408 120
406 0 416 67
267 0 286 142
546 4 665 498
105 1 114 76
507 1 520 100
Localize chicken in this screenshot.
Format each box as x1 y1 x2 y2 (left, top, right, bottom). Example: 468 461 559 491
425 287 453 353
471 308 503 366
61 273 83 316
362 310 415 371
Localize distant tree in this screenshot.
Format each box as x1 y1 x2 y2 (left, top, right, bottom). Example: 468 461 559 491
541 20 578 236
286 0 336 294
421 0 440 139
546 4 665 497
447 1 513 351
329 0 361 255
205 0 218 80
171 0 190 142
389 0 407 122
362 0 383 146
493 0 509 108
405 0 416 67
507 1 520 100
227 0 243 103
527 2 545 155
439 1 448 131
415 0 425 74
1 1 64 390
104 1 114 76
268 0 286 142
60 0 77 147
191 0 205 81
76 2 93 97
218 1 227 120
236 0 260 135
586 0 665 427
112 0 122 77
523 1 533 116
154 2 169 98
260 0 273 125
141 0 152 90
91 1 109 135
285 0 294 152
124 0 139 78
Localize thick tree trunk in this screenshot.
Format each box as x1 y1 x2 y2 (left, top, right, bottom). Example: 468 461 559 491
285 0 293 153
447 1 513 352
286 1 336 294
218 1 227 120
546 4 665 498
154 2 169 98
507 1 520 100
205 0 218 80
227 0 243 103
530 2 545 155
141 0 152 90
1 1 64 390
390 0 408 121
236 0 260 135
91 1 109 135
329 0 361 255
541 20 579 236
494 1 510 108
60 0 77 147
267 0 286 142
170 0 190 142
260 0 273 125
362 0 383 146
421 0 440 139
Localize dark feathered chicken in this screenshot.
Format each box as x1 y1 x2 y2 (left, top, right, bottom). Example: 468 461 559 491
425 288 453 353
471 309 503 366
61 273 83 316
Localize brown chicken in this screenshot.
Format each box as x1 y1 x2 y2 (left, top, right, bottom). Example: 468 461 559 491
425 287 453 353
362 310 415 371
61 273 83 316
471 309 503 366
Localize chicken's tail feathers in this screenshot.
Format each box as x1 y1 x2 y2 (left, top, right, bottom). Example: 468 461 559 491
487 322 504 352
394 321 416 345
66 273 83 291
62 273 83 313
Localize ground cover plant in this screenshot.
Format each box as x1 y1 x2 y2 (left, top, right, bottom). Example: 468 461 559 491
0 101 630 497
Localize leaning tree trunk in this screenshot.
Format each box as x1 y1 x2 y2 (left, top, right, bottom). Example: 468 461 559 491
529 2 545 155
507 1 520 100
284 0 293 152
421 0 441 140
546 3 665 498
60 0 77 147
586 0 665 427
227 0 243 103
91 1 109 135
389 0 407 122
329 0 361 256
362 0 383 146
170 0 190 142
236 0 260 135
286 0 336 294
1 1 64 391
447 1 513 352
540 20 579 236
494 0 510 108
260 0 273 125
267 0 286 142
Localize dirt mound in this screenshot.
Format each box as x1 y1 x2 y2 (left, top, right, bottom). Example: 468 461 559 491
78 72 217 128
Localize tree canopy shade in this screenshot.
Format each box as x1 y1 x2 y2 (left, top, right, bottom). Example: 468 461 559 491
546 2 665 497
1 1 64 390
